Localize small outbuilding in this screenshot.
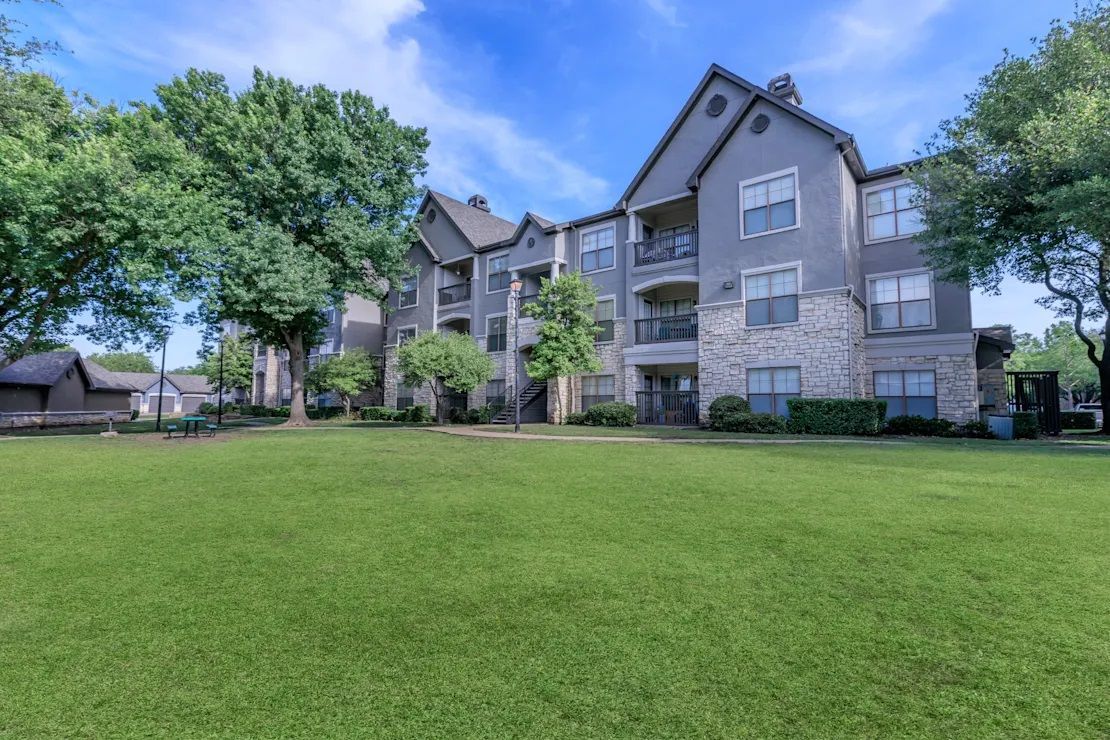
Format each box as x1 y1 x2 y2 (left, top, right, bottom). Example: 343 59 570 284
0 352 134 429
110 372 214 414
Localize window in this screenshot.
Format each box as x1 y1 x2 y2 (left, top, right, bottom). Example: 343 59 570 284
396 381 414 410
397 326 417 346
748 367 801 416
657 298 695 316
875 370 936 418
742 170 797 237
488 255 511 292
486 316 507 352
581 225 615 272
865 181 923 242
868 272 932 330
486 380 506 409
594 299 615 343
745 268 798 326
581 375 615 410
399 274 418 308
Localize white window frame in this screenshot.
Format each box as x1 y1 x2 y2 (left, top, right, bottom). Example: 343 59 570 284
865 268 937 334
740 261 802 329
486 252 511 294
738 166 801 240
396 325 418 347
398 273 419 308
861 178 925 245
579 221 618 275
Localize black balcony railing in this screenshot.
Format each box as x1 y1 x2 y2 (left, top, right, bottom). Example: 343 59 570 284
634 229 698 266
438 281 471 306
634 313 698 344
636 391 700 425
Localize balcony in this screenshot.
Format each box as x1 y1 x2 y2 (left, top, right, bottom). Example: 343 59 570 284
634 313 698 344
634 229 698 267
635 391 700 425
517 293 539 317
438 281 471 306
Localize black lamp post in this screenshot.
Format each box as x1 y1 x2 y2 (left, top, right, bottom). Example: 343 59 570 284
509 276 523 433
154 328 170 432
217 334 225 425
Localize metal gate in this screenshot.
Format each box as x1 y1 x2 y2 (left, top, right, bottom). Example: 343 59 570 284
1006 371 1062 435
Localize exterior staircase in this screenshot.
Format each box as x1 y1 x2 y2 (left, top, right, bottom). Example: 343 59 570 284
491 380 547 424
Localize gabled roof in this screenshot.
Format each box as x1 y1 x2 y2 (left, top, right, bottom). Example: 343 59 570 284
974 326 1015 352
415 231 441 262
0 352 134 392
424 190 517 249
109 371 213 394
479 211 557 251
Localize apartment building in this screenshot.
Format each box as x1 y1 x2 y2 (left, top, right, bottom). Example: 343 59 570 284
379 64 990 426
241 294 386 408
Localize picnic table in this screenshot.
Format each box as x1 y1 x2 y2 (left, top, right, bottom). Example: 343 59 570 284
180 415 207 437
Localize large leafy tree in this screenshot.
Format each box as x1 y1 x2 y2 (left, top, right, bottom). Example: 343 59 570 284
0 71 218 362
908 5 1110 432
86 351 156 373
154 68 427 426
397 332 494 423
1010 321 1104 404
522 272 602 422
1 0 61 72
197 335 254 394
305 348 377 416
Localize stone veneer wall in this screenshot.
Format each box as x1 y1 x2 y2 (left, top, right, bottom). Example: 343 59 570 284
977 367 1007 416
562 321 627 417
697 292 861 420
864 353 979 422
382 346 436 412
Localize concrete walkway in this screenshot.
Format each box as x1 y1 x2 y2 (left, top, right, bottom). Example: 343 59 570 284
426 426 903 445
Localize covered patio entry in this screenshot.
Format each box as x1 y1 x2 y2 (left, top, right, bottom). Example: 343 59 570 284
634 364 699 425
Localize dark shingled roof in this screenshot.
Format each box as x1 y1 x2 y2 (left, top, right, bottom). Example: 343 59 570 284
110 371 214 394
0 351 80 387
974 326 1015 350
428 190 517 248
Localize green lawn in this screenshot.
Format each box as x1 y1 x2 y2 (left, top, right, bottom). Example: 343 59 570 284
1 430 1107 736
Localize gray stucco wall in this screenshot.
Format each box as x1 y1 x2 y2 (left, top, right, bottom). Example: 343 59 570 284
387 243 436 346
341 294 385 354
46 367 87 411
418 198 478 262
627 74 751 209
0 387 44 412
696 98 846 306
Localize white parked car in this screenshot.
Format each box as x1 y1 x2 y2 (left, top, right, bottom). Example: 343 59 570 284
1073 403 1104 427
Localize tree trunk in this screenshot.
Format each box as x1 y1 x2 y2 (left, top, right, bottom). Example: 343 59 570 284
553 378 563 424
284 331 311 426
342 394 351 417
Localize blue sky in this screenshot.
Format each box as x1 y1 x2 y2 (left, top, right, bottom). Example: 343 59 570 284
13 0 1075 368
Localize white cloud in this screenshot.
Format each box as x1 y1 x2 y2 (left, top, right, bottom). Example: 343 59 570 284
52 0 607 218
643 0 684 28
791 0 952 74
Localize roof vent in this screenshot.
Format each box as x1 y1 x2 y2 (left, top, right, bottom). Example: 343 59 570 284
467 194 490 212
706 93 727 117
767 73 802 106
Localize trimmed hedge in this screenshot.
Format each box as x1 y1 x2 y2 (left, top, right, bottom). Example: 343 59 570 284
583 402 636 427
717 412 788 434
884 415 995 439
708 395 751 430
360 406 400 421
1061 410 1097 430
565 412 588 425
1012 411 1039 439
785 398 887 435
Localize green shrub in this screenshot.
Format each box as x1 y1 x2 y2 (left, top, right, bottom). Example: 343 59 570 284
565 412 587 425
447 406 468 424
359 406 398 421
198 401 217 414
404 404 430 423
583 402 636 427
708 395 751 430
1013 411 1039 439
1061 410 1097 430
717 412 788 434
957 420 995 439
242 404 267 417
129 409 139 421
474 405 495 424
785 398 887 435
884 415 957 437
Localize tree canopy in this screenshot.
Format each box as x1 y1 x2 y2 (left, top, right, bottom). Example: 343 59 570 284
0 70 219 362
153 68 428 426
522 272 602 422
1010 321 1104 404
397 332 494 422
86 351 156 373
305 348 377 416
908 5 1110 431
197 335 254 393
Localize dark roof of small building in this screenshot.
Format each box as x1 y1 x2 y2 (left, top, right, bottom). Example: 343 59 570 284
109 371 213 394
0 351 80 387
427 190 518 248
974 326 1015 350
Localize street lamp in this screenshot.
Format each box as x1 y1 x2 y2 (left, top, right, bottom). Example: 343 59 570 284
509 276 523 433
154 327 170 433
217 334 225 425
